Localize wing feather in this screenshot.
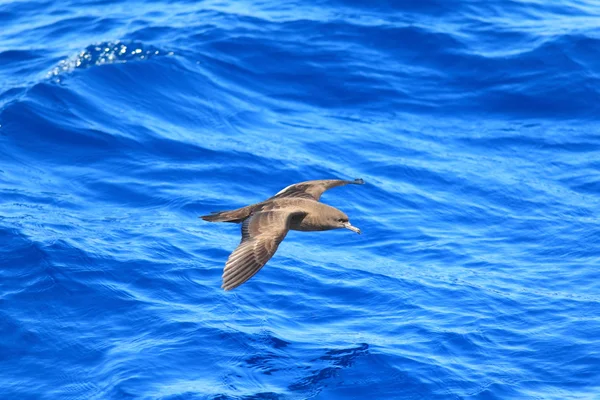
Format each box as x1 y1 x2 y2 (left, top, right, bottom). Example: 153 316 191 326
221 210 303 290
270 178 364 201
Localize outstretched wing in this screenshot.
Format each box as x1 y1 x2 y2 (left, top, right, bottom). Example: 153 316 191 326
221 209 304 291
270 178 364 201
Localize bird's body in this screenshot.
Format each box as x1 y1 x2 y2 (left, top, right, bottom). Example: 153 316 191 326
201 178 364 290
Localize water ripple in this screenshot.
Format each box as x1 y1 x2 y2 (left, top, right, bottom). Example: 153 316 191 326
1 0 599 399
47 41 173 79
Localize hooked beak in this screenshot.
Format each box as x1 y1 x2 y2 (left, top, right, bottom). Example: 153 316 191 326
343 222 361 234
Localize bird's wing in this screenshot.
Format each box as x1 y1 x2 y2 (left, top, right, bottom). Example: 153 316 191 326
221 209 304 291
270 178 364 201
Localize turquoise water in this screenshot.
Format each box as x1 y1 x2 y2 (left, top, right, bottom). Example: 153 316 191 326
1 0 599 398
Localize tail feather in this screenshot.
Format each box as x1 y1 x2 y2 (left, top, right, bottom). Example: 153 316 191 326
200 205 254 223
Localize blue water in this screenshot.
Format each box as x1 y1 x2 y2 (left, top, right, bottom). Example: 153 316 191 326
1 0 599 398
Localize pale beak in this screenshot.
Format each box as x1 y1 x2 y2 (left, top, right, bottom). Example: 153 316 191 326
343 222 361 234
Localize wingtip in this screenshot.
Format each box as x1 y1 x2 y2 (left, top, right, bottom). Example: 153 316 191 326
221 279 237 291
354 178 365 184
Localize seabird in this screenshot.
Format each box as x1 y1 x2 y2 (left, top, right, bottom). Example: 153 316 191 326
201 178 365 290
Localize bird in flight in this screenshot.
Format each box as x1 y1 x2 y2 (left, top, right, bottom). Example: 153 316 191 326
201 178 365 290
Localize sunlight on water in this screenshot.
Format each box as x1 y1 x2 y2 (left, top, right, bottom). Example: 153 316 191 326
47 41 173 79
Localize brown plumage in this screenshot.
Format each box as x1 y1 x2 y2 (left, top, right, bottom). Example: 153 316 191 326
201 179 365 290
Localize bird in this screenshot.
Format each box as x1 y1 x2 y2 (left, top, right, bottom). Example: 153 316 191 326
201 178 365 290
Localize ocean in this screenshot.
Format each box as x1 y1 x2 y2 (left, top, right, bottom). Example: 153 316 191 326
1 0 599 398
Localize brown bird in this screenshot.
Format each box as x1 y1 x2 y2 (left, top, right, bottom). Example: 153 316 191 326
201 178 365 290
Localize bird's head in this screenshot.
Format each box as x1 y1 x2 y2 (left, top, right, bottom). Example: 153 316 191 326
331 210 361 234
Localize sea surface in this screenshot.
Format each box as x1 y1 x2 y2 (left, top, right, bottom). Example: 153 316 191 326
1 0 599 398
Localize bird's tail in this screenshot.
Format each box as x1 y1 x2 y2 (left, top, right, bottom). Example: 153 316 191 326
200 205 255 223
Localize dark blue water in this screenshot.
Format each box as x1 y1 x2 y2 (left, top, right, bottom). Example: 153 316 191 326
1 0 599 398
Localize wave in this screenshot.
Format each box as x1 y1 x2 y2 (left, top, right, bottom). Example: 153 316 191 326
47 41 173 80
1 0 600 398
